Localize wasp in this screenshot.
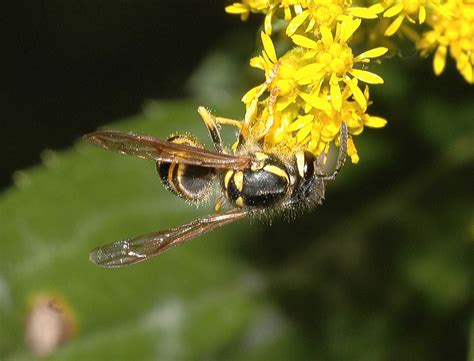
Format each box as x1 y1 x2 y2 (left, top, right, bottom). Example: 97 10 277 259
84 107 347 268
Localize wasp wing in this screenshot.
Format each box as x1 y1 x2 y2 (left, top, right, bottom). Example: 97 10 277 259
89 209 248 268
84 131 251 169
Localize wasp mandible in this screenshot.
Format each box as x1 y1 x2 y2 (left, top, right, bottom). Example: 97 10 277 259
84 107 347 268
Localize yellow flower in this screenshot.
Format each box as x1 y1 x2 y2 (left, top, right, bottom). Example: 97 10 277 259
417 0 474 83
295 83 387 163
228 1 389 163
291 18 387 111
286 0 381 38
241 32 309 141
378 0 442 36
226 0 278 18
245 79 386 163
240 31 387 162
227 0 381 35
226 0 284 34
243 33 312 111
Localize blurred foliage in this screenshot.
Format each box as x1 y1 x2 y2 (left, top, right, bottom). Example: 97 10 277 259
1 18 473 361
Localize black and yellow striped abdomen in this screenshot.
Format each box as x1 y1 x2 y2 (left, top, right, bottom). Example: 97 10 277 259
156 135 214 202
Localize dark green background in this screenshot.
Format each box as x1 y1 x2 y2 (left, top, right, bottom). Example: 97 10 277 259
1 1 472 360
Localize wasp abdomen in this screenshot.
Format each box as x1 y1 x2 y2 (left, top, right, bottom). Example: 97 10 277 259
157 162 214 201
157 135 214 202
224 155 289 208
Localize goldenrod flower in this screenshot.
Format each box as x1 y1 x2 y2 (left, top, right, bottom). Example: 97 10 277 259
294 85 387 163
291 18 387 111
241 32 307 141
378 0 442 36
243 32 308 111
286 0 380 38
226 0 279 19
226 0 287 34
227 0 389 163
227 0 379 35
244 79 386 163
241 30 387 162
417 0 474 83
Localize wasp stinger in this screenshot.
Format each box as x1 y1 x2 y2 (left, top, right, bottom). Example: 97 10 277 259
84 107 347 268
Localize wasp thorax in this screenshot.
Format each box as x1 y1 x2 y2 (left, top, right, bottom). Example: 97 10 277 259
224 153 290 208
157 135 214 202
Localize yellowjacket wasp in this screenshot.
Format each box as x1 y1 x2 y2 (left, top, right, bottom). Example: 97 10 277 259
84 107 347 268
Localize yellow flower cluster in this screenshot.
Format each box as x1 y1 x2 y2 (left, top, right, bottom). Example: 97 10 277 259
226 1 388 162
377 0 441 36
360 0 473 83
225 0 472 162
417 0 474 83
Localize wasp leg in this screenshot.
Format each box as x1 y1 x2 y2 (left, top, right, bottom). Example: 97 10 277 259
316 122 348 181
214 116 243 129
197 106 225 153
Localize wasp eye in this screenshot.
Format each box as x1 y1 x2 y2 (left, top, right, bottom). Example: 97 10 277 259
303 151 315 179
